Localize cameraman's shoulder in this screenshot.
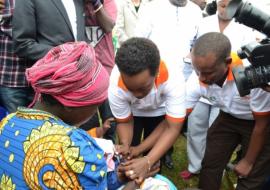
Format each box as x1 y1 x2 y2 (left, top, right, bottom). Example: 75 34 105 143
250 87 270 102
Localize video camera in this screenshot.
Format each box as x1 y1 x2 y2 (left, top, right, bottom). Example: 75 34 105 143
226 0 270 96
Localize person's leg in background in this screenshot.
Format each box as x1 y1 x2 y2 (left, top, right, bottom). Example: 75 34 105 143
139 116 174 169
132 116 145 146
181 101 219 179
132 116 164 146
0 86 34 113
209 105 219 126
133 116 174 169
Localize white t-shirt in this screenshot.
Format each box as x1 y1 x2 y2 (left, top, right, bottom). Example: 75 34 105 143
109 61 186 122
61 0 77 40
197 15 256 55
186 64 270 120
135 0 202 70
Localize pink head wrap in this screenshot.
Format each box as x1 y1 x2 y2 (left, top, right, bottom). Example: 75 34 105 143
26 42 109 107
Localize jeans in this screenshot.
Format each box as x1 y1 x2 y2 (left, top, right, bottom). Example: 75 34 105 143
183 62 193 81
187 102 219 173
0 86 34 113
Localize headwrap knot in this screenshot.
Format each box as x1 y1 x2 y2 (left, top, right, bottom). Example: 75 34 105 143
26 42 109 107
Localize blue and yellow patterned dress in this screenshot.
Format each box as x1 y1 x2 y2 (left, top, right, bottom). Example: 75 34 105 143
0 107 108 190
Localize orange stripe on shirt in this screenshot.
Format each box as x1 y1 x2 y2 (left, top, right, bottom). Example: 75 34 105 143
186 108 193 114
155 60 169 87
118 76 128 91
227 52 244 81
115 114 133 123
166 115 185 123
252 111 270 116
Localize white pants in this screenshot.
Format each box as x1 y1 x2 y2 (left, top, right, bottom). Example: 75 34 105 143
187 101 219 173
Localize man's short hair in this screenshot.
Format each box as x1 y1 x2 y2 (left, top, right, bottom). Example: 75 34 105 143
115 37 160 76
193 32 231 64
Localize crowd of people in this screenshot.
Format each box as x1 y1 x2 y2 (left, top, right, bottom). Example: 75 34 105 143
0 0 269 189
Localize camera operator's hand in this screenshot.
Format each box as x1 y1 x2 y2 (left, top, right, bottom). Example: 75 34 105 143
234 158 253 178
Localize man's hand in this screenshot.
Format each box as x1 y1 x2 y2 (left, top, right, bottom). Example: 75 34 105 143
234 158 253 178
0 0 4 14
146 160 160 178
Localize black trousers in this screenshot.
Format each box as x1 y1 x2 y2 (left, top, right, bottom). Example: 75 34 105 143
131 115 173 156
199 111 270 190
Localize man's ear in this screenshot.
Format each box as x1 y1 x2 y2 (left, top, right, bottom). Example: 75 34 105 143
225 57 232 65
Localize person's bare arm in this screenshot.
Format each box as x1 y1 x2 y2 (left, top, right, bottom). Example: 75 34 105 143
0 0 4 13
116 119 134 157
234 114 270 177
118 119 183 183
129 120 167 158
95 6 115 33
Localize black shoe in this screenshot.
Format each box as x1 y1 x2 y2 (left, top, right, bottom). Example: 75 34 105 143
163 154 174 169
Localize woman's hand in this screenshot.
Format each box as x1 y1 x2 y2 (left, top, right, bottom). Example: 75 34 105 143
118 157 151 184
128 146 142 159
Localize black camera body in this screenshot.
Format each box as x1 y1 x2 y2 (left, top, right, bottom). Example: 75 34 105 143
226 0 270 96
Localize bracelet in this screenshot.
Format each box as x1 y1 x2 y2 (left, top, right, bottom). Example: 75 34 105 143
144 156 151 172
94 4 103 14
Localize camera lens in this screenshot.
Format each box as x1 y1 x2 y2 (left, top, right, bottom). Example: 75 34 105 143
245 65 270 88
233 65 270 96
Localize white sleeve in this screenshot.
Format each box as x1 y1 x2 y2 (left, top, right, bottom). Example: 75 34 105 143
185 71 201 110
108 86 132 121
163 67 186 121
250 88 270 116
108 68 132 121
114 0 128 45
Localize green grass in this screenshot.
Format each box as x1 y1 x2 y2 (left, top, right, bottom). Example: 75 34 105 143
161 136 237 190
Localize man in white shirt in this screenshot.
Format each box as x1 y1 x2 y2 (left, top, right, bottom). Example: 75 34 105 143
109 37 186 183
135 0 202 70
181 0 257 179
186 32 270 190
